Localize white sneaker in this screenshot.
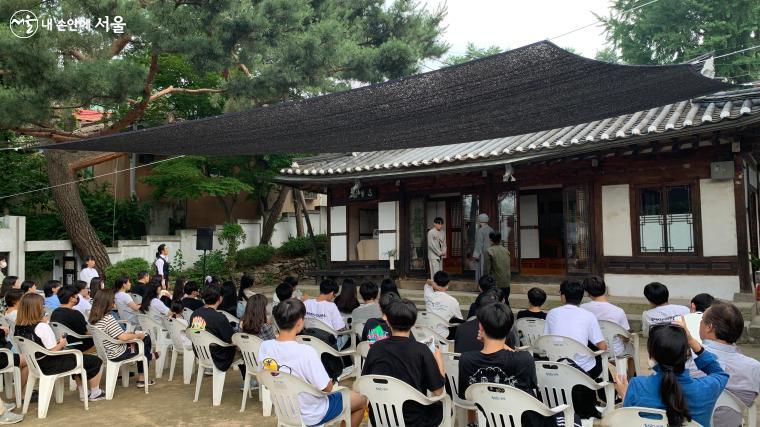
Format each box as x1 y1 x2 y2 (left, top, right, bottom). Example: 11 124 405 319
1 403 14 412
0 411 22 424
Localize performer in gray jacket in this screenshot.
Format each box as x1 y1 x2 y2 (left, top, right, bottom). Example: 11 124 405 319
427 217 446 279
471 213 494 282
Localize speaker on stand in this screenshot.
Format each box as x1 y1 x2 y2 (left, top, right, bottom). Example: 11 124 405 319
196 228 213 279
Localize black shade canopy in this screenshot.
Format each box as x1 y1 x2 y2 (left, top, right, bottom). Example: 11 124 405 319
46 41 732 155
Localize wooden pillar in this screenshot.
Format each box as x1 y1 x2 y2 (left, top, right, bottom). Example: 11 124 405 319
734 153 752 292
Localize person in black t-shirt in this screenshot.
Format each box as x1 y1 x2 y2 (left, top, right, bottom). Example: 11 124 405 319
515 287 548 320
132 271 150 298
188 286 236 371
361 296 445 427
181 281 204 311
455 288 518 353
50 286 94 350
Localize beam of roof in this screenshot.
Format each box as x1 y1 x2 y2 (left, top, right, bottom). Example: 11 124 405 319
43 41 732 156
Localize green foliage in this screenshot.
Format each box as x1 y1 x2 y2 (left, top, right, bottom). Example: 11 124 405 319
601 0 759 82
171 248 186 273
446 43 502 65
189 250 227 281
218 223 246 278
79 184 149 246
594 47 622 64
279 235 316 257
237 245 276 269
104 258 152 286
25 251 55 282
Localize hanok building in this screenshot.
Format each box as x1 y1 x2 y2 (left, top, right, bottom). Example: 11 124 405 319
277 87 760 300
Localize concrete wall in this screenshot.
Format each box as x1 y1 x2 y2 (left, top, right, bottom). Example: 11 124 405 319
0 216 25 278
601 184 632 256
605 273 740 300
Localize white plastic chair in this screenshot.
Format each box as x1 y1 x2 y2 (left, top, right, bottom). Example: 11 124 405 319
187 328 237 406
256 369 351 427
514 317 545 349
683 312 703 344
304 317 356 351
712 389 757 427
534 334 609 381
352 341 371 377
217 310 240 328
136 314 170 378
535 361 614 417
412 324 450 352
231 332 272 415
442 352 476 427
49 321 92 392
182 307 194 322
130 293 142 305
115 303 137 331
354 374 452 427
599 320 641 376
296 335 356 381
466 382 574 427
417 311 452 338
88 325 149 400
601 407 703 427
0 348 21 407
13 336 88 419
162 317 195 384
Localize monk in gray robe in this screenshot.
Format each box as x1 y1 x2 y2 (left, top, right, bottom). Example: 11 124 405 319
427 217 446 279
471 213 493 282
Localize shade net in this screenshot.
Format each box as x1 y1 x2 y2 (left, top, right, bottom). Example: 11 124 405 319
45 41 732 155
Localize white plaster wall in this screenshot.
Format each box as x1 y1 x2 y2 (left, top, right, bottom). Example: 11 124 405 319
602 184 633 256
699 179 737 256
604 273 739 300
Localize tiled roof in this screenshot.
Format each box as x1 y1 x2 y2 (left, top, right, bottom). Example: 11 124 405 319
280 88 760 178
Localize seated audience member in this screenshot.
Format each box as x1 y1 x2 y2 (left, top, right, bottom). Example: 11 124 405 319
189 286 237 372
467 275 497 318
237 274 255 317
379 278 398 298
20 280 37 295
113 276 140 325
73 280 92 316
615 318 727 427
240 294 276 341
362 297 446 427
459 301 571 427
50 286 94 350
168 303 191 349
219 280 238 316
641 282 689 336
691 293 715 314
545 279 608 419
304 280 345 332
89 290 155 387
701 302 760 426
131 271 150 298
580 276 630 359
180 281 204 311
17 293 105 400
89 277 105 300
424 271 463 338
259 299 366 427
333 278 360 315
43 280 62 311
272 276 303 306
4 289 23 323
351 281 381 325
361 292 410 344
274 282 294 305
139 282 170 321
455 288 518 353
172 277 188 304
516 287 548 320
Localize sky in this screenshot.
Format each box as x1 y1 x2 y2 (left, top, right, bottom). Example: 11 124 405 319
420 0 614 66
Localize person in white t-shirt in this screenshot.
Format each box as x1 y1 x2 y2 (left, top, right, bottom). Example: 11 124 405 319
303 280 346 342
424 271 463 338
78 256 99 289
581 276 633 376
113 276 140 325
641 282 690 337
259 299 367 427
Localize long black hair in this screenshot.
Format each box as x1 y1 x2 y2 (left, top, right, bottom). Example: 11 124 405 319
240 294 269 335
139 282 161 313
156 244 166 259
333 278 359 314
238 273 254 301
172 277 187 303
648 325 692 426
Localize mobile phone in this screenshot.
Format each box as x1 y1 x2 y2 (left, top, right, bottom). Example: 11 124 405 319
423 336 436 353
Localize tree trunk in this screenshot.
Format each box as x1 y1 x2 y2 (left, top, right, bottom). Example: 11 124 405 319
45 151 111 275
260 186 290 245
293 189 304 237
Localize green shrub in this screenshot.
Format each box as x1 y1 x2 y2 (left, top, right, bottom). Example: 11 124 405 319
104 258 152 286
189 250 227 280
278 234 327 258
237 245 276 268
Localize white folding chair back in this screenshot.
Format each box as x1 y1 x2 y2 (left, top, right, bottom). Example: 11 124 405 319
534 361 614 417
49 322 90 343
712 389 757 427
13 336 88 419
115 302 137 329
182 307 194 322
130 293 142 305
683 313 703 344
231 332 272 415
411 324 449 352
162 317 195 384
442 352 475 427
136 314 170 378
466 383 573 427
354 374 452 427
256 370 350 427
0 348 21 407
217 310 240 327
353 341 371 377
534 334 609 381
186 328 236 406
514 318 545 349
296 335 356 381
598 320 641 376
88 325 149 400
304 317 356 351
601 407 703 427
417 311 452 337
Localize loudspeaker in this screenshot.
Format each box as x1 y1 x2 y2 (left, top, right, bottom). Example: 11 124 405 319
196 228 213 251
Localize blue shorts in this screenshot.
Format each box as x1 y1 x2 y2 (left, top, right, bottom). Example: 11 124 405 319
311 392 343 426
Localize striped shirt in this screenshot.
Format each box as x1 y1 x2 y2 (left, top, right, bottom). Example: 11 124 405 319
93 314 127 359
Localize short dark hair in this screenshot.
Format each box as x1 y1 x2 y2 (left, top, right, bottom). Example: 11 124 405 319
384 297 417 331
275 282 294 302
137 271 149 281
4 289 23 308
184 281 199 295
644 282 669 306
691 293 715 313
702 301 744 344
560 279 584 305
488 231 501 243
319 279 339 295
359 281 379 301
478 275 496 292
283 276 299 288
583 276 606 297
379 292 400 315
273 298 306 330
75 281 87 292
114 276 130 291
57 286 79 304
83 255 95 262
200 286 221 305
433 271 450 287
478 302 513 340
476 288 503 311
20 280 36 293
380 279 398 297
43 280 61 297
433 217 444 225
527 287 547 307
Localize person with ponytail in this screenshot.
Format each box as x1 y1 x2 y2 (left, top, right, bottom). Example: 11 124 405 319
154 244 170 287
614 317 727 426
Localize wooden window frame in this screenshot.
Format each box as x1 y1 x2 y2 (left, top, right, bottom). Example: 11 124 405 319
630 180 702 257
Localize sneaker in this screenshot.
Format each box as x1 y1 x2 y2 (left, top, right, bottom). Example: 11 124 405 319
136 379 155 388
88 390 106 401
0 411 22 425
2 403 14 412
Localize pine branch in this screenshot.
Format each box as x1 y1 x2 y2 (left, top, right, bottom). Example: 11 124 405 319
68 50 88 61
11 127 81 142
110 35 133 57
148 86 225 102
